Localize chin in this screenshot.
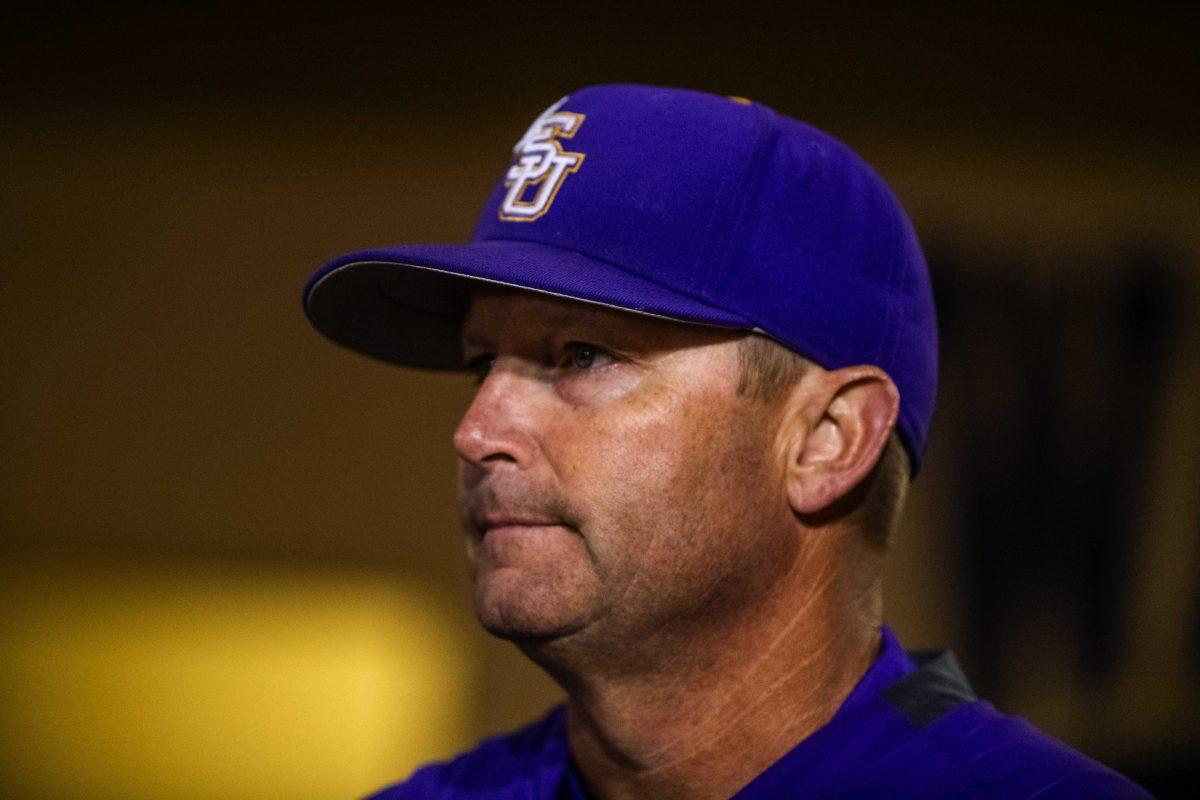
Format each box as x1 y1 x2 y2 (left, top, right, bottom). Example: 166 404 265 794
473 571 595 643
476 614 585 644
475 603 595 647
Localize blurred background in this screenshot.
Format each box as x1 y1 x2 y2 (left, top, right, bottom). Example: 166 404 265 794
2 2 1197 798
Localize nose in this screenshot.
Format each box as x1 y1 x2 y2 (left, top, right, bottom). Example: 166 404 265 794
452 362 540 470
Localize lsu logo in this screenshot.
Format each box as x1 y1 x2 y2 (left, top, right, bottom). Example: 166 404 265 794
499 97 586 222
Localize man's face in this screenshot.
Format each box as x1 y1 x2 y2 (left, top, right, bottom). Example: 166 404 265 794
454 289 797 649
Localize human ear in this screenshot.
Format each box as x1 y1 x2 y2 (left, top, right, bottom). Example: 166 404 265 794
783 366 900 516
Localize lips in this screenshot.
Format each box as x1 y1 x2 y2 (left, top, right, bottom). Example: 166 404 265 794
478 514 562 535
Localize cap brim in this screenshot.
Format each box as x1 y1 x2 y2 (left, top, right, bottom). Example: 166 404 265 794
303 239 753 369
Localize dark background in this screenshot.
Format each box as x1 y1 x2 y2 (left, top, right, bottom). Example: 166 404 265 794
2 3 1197 798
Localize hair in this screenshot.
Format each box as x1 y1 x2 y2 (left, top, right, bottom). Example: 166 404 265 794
735 334 910 550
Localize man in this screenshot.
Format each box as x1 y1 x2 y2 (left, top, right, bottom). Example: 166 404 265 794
303 85 1151 799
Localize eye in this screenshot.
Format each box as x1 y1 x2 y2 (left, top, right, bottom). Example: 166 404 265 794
465 353 495 384
562 341 611 371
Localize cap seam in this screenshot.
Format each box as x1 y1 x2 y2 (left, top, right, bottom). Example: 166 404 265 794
874 209 906 368
693 163 733 294
702 102 777 303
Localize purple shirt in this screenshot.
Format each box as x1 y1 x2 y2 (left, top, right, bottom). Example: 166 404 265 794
368 627 1153 799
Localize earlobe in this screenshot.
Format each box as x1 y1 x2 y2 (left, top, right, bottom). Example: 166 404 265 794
784 366 900 518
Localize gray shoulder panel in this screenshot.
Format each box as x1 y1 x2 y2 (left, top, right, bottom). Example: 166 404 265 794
883 649 977 727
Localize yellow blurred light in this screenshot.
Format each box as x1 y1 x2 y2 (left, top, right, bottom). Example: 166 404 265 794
0 557 475 800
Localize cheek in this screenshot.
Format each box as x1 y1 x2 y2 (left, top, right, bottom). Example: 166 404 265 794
554 384 781 593
555 383 696 518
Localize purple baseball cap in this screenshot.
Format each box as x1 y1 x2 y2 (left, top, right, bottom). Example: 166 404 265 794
303 84 938 472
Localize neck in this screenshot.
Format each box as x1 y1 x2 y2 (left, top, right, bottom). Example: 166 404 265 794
537 533 884 800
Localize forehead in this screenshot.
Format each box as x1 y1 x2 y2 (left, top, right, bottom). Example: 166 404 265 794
461 286 740 349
